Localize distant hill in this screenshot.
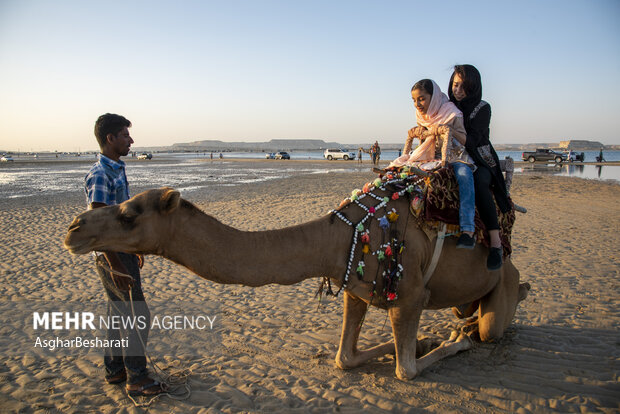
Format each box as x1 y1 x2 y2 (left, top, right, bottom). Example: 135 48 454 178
170 139 343 152
130 138 617 153
163 139 403 152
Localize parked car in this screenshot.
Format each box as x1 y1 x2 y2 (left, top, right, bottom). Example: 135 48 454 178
1 155 14 162
265 152 276 159
274 151 290 160
324 148 356 160
521 149 566 163
137 152 152 160
563 151 585 162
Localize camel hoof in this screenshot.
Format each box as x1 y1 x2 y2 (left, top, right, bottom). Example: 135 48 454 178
395 365 417 381
518 282 531 302
455 332 473 348
335 353 353 370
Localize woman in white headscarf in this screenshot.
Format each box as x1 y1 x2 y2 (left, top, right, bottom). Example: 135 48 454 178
392 79 476 249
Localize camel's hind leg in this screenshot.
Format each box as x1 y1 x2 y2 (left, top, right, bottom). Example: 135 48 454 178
335 292 395 370
477 260 530 342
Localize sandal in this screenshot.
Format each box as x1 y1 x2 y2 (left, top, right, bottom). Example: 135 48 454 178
105 370 127 384
127 379 166 397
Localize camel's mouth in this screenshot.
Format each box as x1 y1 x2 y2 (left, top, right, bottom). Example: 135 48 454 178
63 237 95 255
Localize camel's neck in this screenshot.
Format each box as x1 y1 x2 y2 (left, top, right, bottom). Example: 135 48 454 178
160 204 351 286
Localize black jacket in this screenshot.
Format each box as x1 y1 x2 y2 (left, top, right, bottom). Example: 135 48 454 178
464 101 510 213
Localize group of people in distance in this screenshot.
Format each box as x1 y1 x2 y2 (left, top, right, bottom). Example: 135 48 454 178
357 141 382 165
390 64 508 271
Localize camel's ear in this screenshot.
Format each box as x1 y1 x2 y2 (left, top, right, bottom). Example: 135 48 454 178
158 188 181 214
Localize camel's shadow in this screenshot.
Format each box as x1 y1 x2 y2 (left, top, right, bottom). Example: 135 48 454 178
176 322 618 412
382 323 619 411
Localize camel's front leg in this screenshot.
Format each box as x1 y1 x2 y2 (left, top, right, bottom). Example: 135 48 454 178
335 292 394 370
388 299 424 380
389 287 472 380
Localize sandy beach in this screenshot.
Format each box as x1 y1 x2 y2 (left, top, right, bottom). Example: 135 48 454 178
0 159 619 413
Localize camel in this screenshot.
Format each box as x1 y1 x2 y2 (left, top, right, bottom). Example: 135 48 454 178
64 185 530 380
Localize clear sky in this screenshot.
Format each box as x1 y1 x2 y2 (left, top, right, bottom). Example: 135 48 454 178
0 0 619 152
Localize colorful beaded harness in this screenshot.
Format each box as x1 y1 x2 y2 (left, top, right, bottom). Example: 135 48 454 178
323 168 427 302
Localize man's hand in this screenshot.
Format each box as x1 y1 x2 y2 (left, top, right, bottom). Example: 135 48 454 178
90 203 135 291
137 254 144 269
103 253 133 291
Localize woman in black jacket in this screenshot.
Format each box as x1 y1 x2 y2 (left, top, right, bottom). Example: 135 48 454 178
448 64 510 270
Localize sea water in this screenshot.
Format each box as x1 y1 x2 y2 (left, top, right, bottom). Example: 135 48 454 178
0 151 618 199
0 157 367 200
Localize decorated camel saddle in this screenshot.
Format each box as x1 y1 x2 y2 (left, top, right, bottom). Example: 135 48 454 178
408 165 514 255
329 164 515 304
337 165 515 256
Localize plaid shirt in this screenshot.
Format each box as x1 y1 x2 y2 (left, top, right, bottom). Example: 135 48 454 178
84 154 130 207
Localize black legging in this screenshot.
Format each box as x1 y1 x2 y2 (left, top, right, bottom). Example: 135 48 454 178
474 166 499 230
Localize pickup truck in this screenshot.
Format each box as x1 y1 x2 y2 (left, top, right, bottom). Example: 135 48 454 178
521 149 566 163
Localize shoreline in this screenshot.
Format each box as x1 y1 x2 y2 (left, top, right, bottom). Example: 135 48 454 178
2 154 620 167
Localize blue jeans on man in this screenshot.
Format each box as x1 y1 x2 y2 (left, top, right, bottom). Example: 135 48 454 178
451 162 476 233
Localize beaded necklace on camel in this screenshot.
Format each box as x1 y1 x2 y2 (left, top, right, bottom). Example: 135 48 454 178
327 167 427 302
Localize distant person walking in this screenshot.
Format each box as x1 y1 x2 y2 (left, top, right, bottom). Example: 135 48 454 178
597 148 605 162
358 147 362 163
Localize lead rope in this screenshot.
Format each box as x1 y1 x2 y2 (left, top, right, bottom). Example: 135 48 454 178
95 256 194 408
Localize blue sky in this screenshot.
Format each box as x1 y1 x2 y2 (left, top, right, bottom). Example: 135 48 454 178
0 0 618 151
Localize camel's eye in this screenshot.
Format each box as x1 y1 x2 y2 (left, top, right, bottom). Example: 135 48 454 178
118 213 137 228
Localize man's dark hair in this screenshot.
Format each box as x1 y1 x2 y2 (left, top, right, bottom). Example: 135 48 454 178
94 113 131 149
411 79 433 95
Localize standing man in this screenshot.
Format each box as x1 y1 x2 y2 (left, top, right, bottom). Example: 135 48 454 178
84 113 165 397
357 147 362 164
370 143 377 165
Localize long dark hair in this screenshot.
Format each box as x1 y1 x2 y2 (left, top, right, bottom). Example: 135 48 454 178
448 65 482 118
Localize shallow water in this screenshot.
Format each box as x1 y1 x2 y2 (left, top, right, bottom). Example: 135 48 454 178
518 163 620 182
0 151 618 200
0 158 368 200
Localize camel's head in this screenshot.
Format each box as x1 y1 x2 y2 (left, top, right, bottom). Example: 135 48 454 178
64 187 182 255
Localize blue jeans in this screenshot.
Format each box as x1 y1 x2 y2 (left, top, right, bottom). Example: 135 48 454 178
96 253 150 385
452 162 476 233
